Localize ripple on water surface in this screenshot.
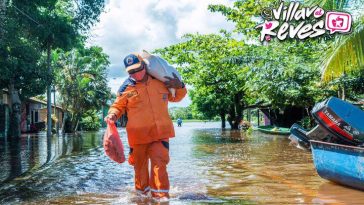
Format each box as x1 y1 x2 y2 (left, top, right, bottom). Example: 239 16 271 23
1 122 363 204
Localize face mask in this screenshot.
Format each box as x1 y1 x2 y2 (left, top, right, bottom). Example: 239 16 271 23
130 68 146 81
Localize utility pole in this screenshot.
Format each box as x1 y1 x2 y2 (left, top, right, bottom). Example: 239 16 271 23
47 42 52 137
53 85 59 134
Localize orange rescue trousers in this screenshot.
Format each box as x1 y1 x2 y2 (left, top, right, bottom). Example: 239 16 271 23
128 139 170 198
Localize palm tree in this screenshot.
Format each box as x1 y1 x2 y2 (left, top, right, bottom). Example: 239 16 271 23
307 0 364 82
321 17 364 83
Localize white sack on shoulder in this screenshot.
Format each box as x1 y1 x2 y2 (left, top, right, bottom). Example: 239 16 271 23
141 50 182 97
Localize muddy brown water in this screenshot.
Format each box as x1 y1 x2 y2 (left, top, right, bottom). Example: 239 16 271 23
0 122 363 204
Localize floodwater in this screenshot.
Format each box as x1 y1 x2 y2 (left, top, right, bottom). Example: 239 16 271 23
0 122 363 204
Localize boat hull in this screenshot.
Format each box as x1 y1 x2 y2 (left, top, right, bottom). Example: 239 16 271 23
257 126 290 135
311 140 364 190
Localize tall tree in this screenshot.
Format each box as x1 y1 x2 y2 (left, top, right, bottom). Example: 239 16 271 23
6 0 106 137
54 46 111 133
161 0 330 127
306 0 364 87
241 41 324 126
157 32 248 129
0 2 49 137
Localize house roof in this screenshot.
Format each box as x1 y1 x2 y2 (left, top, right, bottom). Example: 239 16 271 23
3 89 65 110
28 97 65 111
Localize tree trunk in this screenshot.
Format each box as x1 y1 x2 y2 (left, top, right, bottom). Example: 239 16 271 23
0 89 3 104
9 81 21 138
53 85 59 134
229 92 243 130
70 113 75 131
227 105 234 129
102 104 105 128
74 118 80 132
220 111 226 129
247 109 251 122
0 0 6 42
46 44 52 137
61 112 67 134
71 113 81 133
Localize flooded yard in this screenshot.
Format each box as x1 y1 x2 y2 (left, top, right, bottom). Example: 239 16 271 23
0 122 363 204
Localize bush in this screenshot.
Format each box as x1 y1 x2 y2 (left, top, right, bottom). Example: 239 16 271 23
213 116 221 121
298 116 313 129
80 110 101 131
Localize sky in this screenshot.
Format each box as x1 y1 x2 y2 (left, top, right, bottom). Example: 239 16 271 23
89 0 235 107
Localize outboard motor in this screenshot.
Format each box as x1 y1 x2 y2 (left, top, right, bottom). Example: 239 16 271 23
289 97 364 150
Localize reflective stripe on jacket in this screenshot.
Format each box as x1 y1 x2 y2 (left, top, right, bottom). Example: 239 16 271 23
108 75 187 146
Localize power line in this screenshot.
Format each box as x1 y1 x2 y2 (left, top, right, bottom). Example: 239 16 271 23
12 4 42 26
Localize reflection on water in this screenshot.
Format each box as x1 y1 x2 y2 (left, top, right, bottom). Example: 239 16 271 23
0 132 102 184
0 122 363 204
313 182 364 204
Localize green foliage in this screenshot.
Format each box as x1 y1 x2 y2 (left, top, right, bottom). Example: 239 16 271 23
0 5 49 99
0 0 106 100
326 69 364 100
156 32 247 126
54 45 111 131
298 116 313 129
156 29 331 126
80 110 101 131
306 0 349 10
156 0 364 127
208 0 274 37
0 0 106 134
304 0 364 83
244 41 325 109
321 18 364 82
10 0 105 48
169 106 193 120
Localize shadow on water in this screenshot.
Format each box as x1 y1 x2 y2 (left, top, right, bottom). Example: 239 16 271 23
0 122 363 204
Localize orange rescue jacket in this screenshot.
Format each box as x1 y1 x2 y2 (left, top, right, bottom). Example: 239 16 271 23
108 75 187 146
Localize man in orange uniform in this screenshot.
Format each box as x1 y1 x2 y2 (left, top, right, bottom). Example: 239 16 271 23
105 53 187 200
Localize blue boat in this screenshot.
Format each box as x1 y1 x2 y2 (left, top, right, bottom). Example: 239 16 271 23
311 140 364 191
289 97 364 190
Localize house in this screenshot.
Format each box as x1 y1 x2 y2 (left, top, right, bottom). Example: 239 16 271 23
0 89 65 137
24 97 65 132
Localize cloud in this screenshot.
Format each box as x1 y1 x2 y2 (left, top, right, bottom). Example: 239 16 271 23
89 0 235 106
107 76 128 94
